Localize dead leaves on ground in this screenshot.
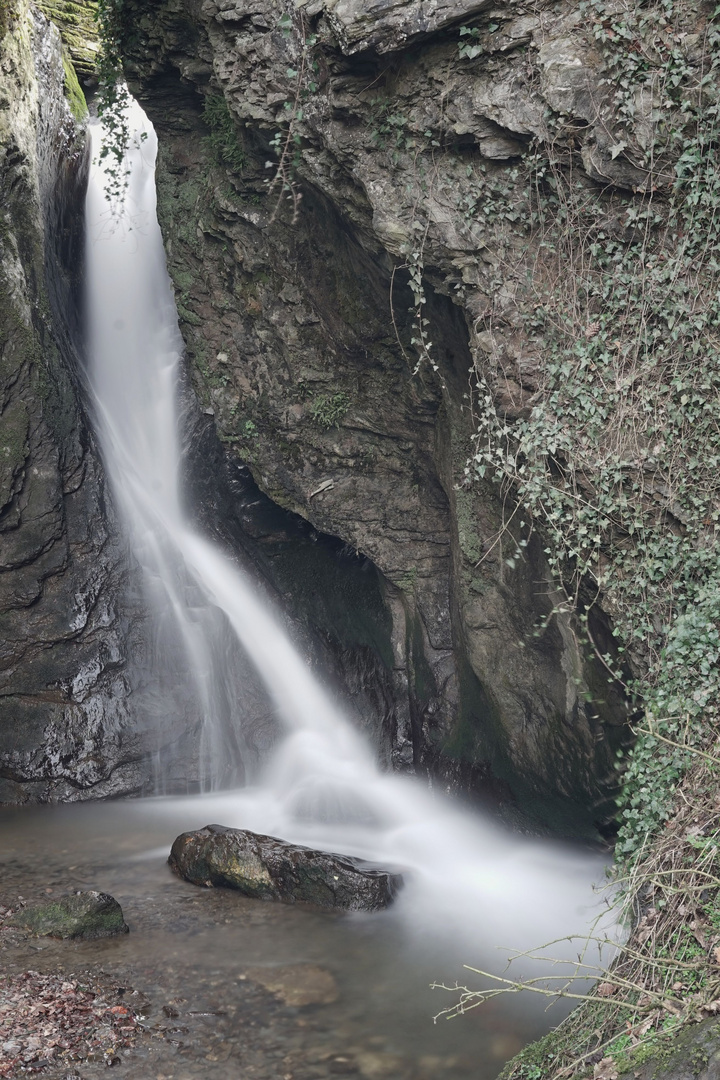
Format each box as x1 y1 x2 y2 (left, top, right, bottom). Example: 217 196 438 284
0 971 143 1076
593 1058 618 1080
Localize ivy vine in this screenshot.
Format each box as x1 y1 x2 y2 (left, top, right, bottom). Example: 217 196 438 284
465 0 720 861
264 10 320 223
94 0 133 208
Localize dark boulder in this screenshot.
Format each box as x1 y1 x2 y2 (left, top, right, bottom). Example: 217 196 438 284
168 824 402 911
12 891 129 939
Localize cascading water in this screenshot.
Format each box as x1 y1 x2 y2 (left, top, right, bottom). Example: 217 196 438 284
85 100 617 1010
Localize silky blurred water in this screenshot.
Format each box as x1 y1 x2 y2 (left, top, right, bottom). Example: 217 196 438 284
0 797 613 1079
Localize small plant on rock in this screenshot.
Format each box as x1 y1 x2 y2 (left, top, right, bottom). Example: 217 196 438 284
309 392 350 430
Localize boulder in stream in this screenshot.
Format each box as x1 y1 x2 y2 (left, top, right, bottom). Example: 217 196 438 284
168 824 402 911
12 891 129 939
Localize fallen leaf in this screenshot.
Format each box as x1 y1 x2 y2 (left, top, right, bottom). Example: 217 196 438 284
690 920 708 949
594 1057 619 1080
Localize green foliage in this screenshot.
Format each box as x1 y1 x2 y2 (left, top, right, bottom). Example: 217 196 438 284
396 567 418 593
458 21 500 59
264 11 320 222
0 0 16 38
309 392 350 429
497 1029 564 1080
466 0 720 863
617 591 720 857
368 97 412 153
458 25 483 60
36 1 100 80
203 94 246 173
94 0 133 208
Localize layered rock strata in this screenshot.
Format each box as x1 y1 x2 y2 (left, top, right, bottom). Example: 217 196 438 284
0 3 145 801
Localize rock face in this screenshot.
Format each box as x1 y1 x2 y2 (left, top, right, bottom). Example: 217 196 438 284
0 3 147 802
168 824 403 910
12 890 129 939
0 0 655 831
35 0 100 82
119 0 635 832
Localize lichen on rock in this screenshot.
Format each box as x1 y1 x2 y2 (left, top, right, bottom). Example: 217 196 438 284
169 823 403 910
12 890 129 939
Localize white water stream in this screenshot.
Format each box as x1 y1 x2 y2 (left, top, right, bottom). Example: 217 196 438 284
84 101 616 1017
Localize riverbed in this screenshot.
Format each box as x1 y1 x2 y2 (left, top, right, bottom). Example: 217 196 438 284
0 796 611 1080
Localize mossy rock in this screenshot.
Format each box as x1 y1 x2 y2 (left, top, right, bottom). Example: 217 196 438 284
499 1014 720 1080
169 824 403 911
36 0 99 80
62 47 87 120
12 891 129 939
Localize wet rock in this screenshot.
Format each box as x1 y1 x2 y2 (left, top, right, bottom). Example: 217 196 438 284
168 824 402 910
35 0 100 81
0 2 147 805
325 0 493 55
244 964 339 1007
12 891 129 939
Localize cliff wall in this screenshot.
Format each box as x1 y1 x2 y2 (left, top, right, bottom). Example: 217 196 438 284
117 0 648 833
0 2 146 801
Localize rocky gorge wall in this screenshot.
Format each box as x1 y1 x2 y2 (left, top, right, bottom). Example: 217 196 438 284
0 0 416 801
0 1 147 800
116 0 640 834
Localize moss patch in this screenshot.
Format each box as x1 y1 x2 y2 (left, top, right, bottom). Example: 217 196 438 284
62 48 86 119
13 892 129 940
203 93 247 173
0 0 17 39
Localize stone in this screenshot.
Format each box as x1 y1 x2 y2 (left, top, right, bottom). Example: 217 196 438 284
168 824 402 910
12 891 129 939
356 1051 412 1078
35 0 101 82
325 0 494 56
244 964 339 1007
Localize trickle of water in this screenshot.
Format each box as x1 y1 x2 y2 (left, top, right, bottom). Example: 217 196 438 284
85 99 617 1006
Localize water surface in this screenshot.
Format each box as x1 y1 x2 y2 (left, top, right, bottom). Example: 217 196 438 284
0 796 612 1079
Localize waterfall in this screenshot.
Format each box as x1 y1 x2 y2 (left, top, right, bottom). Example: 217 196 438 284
85 100 371 791
85 100 616 987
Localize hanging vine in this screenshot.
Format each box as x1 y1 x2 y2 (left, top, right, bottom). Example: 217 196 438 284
94 0 133 208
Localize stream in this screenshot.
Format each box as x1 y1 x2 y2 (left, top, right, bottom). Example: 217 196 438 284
0 796 610 1080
